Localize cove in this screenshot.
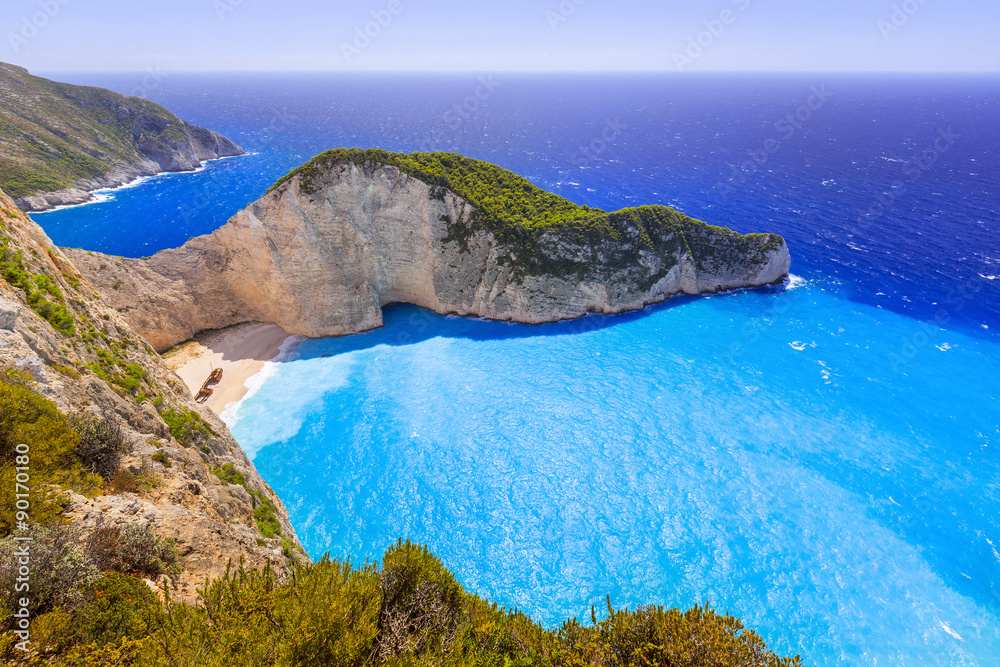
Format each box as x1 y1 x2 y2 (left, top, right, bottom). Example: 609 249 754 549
230 280 1000 666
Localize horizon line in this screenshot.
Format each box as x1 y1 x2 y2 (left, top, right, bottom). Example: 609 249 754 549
28 68 1000 76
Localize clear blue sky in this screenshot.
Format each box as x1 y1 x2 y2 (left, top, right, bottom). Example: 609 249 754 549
2 0 997 72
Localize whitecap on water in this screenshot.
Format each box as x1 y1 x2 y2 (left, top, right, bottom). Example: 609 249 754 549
785 275 807 290
939 622 964 642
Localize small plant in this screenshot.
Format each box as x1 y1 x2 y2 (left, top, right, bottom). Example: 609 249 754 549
151 451 171 468
72 411 130 479
213 462 246 487
0 525 98 621
50 363 82 380
1 236 76 335
71 573 164 647
107 460 160 496
158 407 217 447
213 463 282 539
85 523 180 578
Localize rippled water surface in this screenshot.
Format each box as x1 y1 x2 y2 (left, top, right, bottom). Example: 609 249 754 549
31 74 1000 665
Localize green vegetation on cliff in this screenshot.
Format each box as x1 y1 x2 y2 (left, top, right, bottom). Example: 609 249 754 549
0 62 241 201
0 233 75 335
2 539 803 666
270 148 785 279
271 148 610 236
0 368 103 532
0 368 156 535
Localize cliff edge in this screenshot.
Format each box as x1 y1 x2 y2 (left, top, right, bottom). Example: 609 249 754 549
0 187 303 603
66 149 791 352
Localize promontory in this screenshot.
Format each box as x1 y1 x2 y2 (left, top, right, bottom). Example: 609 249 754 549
0 62 244 211
66 148 791 352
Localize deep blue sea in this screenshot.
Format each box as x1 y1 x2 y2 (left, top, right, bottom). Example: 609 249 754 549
35 73 1000 665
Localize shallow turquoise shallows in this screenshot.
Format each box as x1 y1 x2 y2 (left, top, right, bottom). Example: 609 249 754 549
230 279 1000 667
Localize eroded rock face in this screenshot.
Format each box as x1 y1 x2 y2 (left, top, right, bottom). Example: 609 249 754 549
0 189 303 602
14 122 244 212
67 162 791 352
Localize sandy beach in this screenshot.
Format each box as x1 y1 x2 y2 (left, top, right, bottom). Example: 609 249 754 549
163 322 292 416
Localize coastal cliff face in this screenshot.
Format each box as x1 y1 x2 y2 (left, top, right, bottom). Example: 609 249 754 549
0 188 302 602
66 156 791 352
0 62 244 212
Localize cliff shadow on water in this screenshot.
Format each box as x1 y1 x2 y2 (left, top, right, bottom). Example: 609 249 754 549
292 281 792 360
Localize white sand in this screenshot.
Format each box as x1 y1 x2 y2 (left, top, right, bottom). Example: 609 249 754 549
163 322 291 416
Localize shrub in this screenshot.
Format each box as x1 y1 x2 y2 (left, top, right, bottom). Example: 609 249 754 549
0 236 75 335
71 411 130 479
158 407 217 447
0 525 98 622
0 541 803 666
86 523 180 578
72 573 164 647
151 451 171 468
58 636 155 667
377 539 465 660
0 367 102 535
276 557 382 667
108 468 140 494
212 462 246 487
213 463 282 539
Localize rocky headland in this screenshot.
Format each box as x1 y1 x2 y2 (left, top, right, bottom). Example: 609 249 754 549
0 62 244 212
66 149 791 352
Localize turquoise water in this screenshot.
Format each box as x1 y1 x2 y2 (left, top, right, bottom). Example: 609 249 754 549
231 279 1000 666
32 73 1000 665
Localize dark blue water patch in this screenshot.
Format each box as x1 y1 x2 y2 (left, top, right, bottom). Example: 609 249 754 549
32 73 1000 340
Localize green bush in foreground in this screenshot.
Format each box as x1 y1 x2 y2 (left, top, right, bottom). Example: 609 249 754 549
2 540 803 666
0 369 104 535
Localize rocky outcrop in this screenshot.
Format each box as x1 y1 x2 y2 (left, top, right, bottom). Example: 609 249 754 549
0 62 244 212
0 188 302 602
66 157 791 352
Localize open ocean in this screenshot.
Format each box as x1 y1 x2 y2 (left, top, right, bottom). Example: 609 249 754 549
34 73 1000 666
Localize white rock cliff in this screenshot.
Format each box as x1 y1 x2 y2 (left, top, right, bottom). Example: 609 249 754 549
68 159 791 352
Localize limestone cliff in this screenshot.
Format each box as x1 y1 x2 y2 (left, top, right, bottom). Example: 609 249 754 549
65 151 791 352
0 62 244 212
0 188 302 602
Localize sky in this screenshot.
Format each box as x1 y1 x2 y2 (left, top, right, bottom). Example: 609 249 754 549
1 0 997 73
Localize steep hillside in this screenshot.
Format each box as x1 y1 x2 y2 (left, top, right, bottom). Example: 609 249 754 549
0 62 243 211
0 186 302 607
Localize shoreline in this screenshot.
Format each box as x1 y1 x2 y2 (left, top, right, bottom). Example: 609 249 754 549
27 153 250 215
162 322 300 420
